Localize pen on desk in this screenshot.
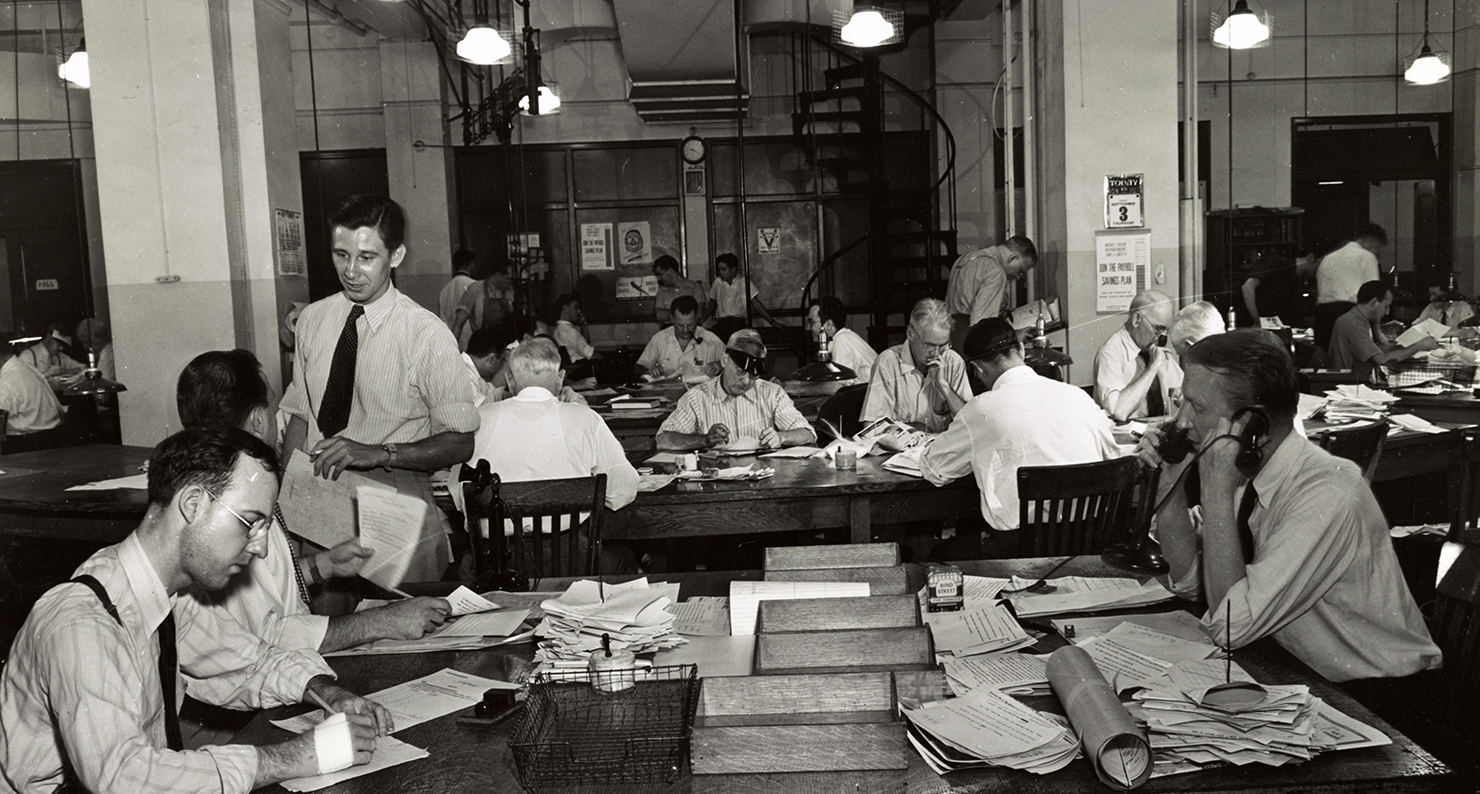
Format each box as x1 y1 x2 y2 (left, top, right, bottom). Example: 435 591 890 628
386 585 415 599
307 689 337 715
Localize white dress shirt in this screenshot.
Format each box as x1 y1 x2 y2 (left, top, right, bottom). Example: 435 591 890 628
187 516 328 654
1315 241 1379 305
920 365 1119 530
1093 326 1183 419
0 356 63 435
553 320 595 362
860 343 971 433
637 327 725 379
828 328 878 385
710 276 758 319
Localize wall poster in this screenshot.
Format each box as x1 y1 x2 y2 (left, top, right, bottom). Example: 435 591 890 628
617 221 652 266
275 209 306 277
580 223 612 271
1095 231 1150 313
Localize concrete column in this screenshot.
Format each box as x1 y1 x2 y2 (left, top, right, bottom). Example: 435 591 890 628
1037 0 1181 385
1453 5 1479 297
82 0 305 442
381 40 456 312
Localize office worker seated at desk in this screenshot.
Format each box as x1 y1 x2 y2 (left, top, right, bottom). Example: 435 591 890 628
550 293 596 364
464 338 639 575
1168 301 1225 357
461 327 508 406
1416 281 1475 328
921 319 1118 558
1095 289 1182 422
790 296 878 397
177 350 451 654
652 255 711 327
18 323 83 382
0 427 393 794
636 295 724 383
0 341 65 447
1328 280 1438 382
280 195 479 582
1143 330 1441 682
861 298 972 433
656 329 816 451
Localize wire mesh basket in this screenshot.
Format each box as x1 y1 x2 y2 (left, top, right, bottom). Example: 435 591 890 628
509 664 700 791
1377 358 1477 390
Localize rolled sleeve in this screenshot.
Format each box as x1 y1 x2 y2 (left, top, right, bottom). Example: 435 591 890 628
593 423 640 511
176 596 333 711
658 391 703 435
637 337 662 370
1095 347 1133 413
280 345 311 423
277 614 331 654
920 416 973 486
416 328 481 435
766 386 816 441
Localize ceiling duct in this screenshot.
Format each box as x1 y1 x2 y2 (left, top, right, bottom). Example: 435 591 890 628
610 0 747 123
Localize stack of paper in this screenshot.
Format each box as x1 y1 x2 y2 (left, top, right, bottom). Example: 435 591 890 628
533 578 686 670
1322 385 1397 423
882 444 928 477
925 602 1034 658
942 653 1050 696
1004 576 1174 618
903 687 1079 776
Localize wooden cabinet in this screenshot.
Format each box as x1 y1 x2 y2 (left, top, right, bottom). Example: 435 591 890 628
1205 207 1303 320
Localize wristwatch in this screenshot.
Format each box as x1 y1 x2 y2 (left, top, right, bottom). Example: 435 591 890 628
381 443 399 471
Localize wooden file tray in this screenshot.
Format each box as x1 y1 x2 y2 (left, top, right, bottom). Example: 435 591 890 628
690 672 907 774
756 594 920 632
753 626 934 676
764 543 909 595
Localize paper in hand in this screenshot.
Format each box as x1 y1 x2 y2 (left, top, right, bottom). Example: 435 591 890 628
278 453 391 549
356 486 429 592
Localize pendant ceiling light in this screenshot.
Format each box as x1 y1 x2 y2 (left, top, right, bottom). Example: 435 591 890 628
1404 0 1451 85
1212 0 1271 50
58 37 89 89
833 6 902 48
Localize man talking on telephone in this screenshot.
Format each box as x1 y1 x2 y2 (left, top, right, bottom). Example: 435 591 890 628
1139 329 1439 682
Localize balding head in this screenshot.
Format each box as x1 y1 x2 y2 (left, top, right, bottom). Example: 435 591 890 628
1127 290 1175 350
507 337 564 394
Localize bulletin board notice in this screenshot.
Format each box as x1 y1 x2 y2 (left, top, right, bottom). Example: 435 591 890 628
1095 231 1150 313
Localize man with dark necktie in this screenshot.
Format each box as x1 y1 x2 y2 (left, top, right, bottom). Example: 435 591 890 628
1093 289 1182 422
0 427 393 793
280 195 479 581
1139 330 1440 682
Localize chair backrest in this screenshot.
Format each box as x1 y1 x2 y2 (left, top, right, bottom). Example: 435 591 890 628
1017 456 1140 556
1432 541 1480 734
1318 418 1388 482
459 461 508 588
816 383 868 442
501 474 608 580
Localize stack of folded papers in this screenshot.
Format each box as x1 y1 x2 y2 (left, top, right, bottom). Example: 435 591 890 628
903 687 1080 775
533 578 687 672
1003 576 1174 618
942 652 1051 696
882 444 928 477
1322 385 1397 423
925 602 1035 658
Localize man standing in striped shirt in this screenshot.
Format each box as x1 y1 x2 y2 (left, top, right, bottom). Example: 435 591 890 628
656 329 816 451
281 195 479 581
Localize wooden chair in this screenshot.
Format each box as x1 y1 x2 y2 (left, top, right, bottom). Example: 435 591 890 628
816 383 868 442
1016 457 1140 556
500 475 609 581
1426 541 1480 768
1318 418 1388 482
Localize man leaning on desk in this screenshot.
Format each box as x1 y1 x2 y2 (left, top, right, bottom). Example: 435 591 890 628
1095 289 1183 422
1139 329 1440 682
0 427 393 794
655 329 816 451
1327 280 1438 383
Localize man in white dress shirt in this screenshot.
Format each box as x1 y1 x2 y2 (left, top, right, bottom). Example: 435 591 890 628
0 343 64 448
636 295 724 382
861 298 972 433
1314 224 1385 351
921 318 1118 558
808 296 876 385
1094 289 1182 422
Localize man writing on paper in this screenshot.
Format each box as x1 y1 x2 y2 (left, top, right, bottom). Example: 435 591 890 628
280 195 479 581
921 319 1118 558
636 295 725 383
861 298 972 433
0 427 394 793
464 338 640 575
656 329 816 451
944 236 1037 351
1141 330 1440 681
1327 280 1438 383
1094 289 1182 422
177 349 450 654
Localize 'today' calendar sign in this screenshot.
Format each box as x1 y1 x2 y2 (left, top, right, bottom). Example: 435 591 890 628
1104 174 1144 229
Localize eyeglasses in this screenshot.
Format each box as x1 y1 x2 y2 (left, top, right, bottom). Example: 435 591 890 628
201 487 271 539
725 348 766 377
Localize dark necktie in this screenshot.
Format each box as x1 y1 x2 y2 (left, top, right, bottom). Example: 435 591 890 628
318 304 365 438
278 504 313 608
1235 481 1258 564
158 612 183 751
1140 348 1165 416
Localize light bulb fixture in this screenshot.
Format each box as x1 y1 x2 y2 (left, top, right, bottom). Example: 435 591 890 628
58 38 89 89
833 6 902 48
64 352 126 397
457 26 512 65
1211 0 1271 50
1404 0 1451 85
518 84 560 115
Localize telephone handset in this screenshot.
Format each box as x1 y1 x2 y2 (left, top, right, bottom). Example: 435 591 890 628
1231 406 1271 474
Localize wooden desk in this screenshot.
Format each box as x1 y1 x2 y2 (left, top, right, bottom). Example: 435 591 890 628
0 444 149 542
616 454 980 544
240 558 1453 794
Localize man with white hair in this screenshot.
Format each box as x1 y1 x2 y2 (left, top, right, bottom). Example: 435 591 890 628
1094 289 1183 421
466 337 639 574
861 298 972 433
1168 301 1225 357
656 329 816 451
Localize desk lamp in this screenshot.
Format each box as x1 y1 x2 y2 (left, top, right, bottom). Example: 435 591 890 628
65 353 126 397
791 330 857 383
1021 311 1072 375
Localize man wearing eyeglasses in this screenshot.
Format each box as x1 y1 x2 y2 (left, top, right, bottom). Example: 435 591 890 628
1094 289 1183 422
656 329 816 451
861 298 973 433
0 427 395 793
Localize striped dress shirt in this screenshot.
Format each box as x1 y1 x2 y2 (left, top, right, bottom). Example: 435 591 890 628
659 377 816 442
186 515 329 655
281 287 479 449
0 533 333 794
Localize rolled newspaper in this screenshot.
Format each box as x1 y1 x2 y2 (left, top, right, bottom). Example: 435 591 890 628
1046 645 1152 790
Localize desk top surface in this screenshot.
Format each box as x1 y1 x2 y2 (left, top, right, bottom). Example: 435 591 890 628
240 557 1452 794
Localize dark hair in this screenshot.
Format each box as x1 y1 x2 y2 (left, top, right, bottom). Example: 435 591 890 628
812 296 847 329
147 426 280 508
177 349 270 431
1006 235 1038 263
328 195 406 252
653 255 681 275
1182 329 1299 422
466 328 508 359
962 318 1019 362
1356 223 1388 247
715 252 739 271
452 248 477 273
550 293 580 317
670 294 700 317
1357 280 1392 305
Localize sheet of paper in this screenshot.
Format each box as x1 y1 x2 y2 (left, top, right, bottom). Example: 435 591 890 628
1100 621 1218 663
672 597 729 636
759 446 823 458
1046 645 1153 789
323 630 534 657
1008 579 1173 618
728 581 870 635
277 454 390 548
1311 700 1391 751
963 576 1012 606
1050 611 1208 644
356 486 429 592
904 687 1061 759
271 668 517 734
64 472 149 491
444 585 502 616
655 635 755 677
926 603 1032 656
1077 636 1173 692
279 736 428 792
1396 318 1449 347
943 653 1048 694
434 608 529 637
636 473 678 492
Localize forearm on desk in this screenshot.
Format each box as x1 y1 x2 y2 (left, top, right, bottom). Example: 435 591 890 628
656 431 706 451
